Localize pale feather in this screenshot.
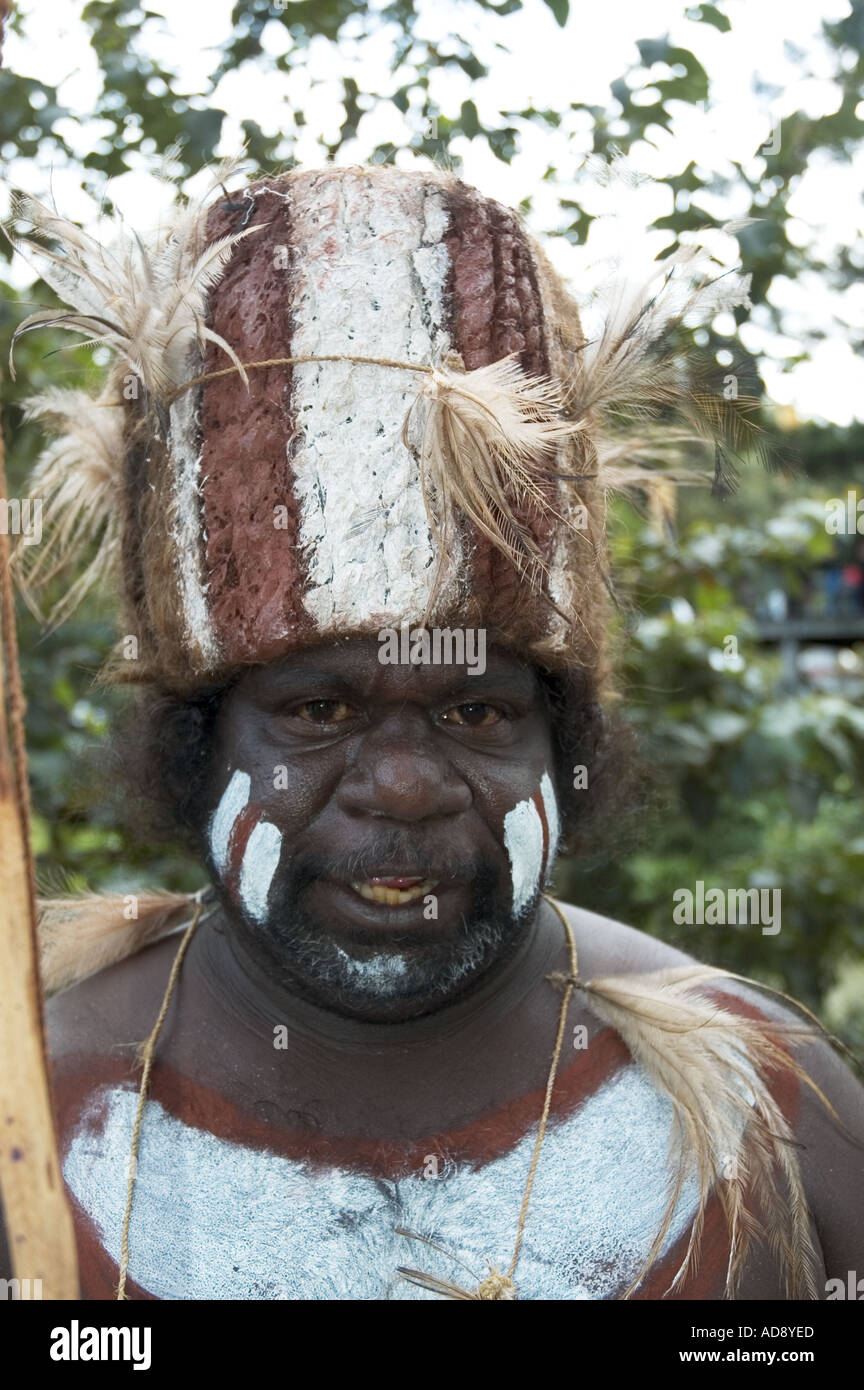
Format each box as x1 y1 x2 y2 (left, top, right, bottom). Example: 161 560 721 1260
576 965 833 1299
6 158 260 622
402 353 587 623
38 889 206 997
568 229 769 500
12 384 125 624
7 155 258 401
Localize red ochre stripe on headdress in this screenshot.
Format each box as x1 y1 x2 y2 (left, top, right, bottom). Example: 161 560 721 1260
192 168 561 672
198 185 314 668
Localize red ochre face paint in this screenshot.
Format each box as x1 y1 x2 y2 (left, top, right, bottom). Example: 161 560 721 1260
208 769 283 925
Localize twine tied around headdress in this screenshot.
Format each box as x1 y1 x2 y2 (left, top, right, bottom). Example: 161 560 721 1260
11 346 598 635
168 349 594 623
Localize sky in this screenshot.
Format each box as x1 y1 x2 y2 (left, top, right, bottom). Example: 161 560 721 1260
3 0 863 424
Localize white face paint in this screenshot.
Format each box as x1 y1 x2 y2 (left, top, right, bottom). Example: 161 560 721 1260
502 771 560 917
209 769 250 873
333 946 409 995
239 821 283 925
208 768 282 927
503 797 544 916
539 771 561 865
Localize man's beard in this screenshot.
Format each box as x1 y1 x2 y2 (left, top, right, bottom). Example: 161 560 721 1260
211 828 542 1019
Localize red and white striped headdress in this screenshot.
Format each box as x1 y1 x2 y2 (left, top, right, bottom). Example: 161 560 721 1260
9 159 753 692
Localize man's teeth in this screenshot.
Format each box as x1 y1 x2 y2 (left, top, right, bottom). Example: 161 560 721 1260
351 879 437 905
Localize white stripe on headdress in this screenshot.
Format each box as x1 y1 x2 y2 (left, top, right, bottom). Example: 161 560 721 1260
169 350 219 669
288 172 459 630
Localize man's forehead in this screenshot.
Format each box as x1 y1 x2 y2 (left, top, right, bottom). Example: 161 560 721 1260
241 639 539 698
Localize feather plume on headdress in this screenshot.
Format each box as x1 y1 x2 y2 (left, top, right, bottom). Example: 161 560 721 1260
567 232 771 505
4 157 261 621
13 386 125 625
403 353 585 620
7 156 257 407
405 227 775 613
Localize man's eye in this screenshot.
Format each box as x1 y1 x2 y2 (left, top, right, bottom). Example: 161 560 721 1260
440 702 503 728
294 699 355 724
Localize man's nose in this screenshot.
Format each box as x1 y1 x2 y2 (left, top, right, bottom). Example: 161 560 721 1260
336 711 472 822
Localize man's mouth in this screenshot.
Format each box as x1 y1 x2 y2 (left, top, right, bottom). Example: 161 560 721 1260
303 867 476 936
350 876 438 906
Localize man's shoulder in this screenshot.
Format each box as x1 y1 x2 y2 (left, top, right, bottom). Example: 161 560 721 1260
552 894 864 1279
45 930 183 1062
550 897 697 977
551 894 863 1102
552 896 814 1027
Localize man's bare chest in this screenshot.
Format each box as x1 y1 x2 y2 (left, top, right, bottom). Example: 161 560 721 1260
61 1045 741 1301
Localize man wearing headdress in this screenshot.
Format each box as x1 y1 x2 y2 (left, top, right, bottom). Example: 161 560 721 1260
1 164 862 1300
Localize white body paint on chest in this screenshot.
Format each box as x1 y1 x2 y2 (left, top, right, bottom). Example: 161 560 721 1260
503 772 560 916
65 1063 714 1302
208 769 282 925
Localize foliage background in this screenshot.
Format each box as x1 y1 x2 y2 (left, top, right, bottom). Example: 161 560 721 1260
0 0 862 1048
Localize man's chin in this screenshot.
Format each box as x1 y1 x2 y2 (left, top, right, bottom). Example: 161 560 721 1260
224 880 535 1021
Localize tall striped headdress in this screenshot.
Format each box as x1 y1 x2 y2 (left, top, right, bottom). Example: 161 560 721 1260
8 158 755 694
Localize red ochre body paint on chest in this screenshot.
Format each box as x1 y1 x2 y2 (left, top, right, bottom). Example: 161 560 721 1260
57 993 799 1301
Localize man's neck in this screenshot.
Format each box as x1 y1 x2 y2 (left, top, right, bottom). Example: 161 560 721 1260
189 895 568 1057
113 894 592 1144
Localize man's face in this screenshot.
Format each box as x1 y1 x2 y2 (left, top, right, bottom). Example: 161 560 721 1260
203 638 561 1020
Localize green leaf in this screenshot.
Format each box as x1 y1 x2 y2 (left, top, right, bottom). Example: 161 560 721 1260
459 98 481 139
657 46 710 105
636 36 671 67
686 4 731 33
486 125 519 162
542 0 569 25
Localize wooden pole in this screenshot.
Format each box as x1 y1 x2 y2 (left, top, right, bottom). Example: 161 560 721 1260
0 384 80 1298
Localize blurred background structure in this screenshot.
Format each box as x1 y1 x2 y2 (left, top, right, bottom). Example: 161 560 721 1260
0 0 862 1046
